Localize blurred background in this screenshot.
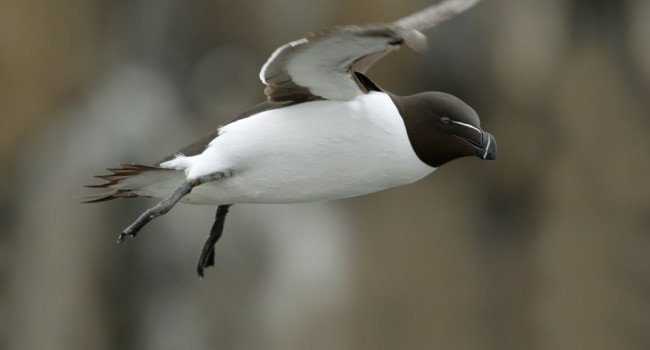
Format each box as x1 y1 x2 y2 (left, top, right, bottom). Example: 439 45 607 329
1 0 649 349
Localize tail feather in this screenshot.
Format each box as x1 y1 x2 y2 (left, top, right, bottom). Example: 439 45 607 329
79 190 139 203
82 163 185 203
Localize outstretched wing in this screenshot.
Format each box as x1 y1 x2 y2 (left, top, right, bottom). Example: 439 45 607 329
259 0 482 105
259 26 406 103
393 0 482 32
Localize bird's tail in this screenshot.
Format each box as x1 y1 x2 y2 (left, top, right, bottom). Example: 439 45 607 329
81 163 186 203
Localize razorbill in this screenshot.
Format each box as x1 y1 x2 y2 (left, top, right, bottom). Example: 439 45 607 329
85 0 495 277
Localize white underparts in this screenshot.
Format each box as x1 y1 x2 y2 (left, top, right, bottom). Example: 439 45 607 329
160 92 434 205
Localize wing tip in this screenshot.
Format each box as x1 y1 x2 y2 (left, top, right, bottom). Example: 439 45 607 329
393 0 482 33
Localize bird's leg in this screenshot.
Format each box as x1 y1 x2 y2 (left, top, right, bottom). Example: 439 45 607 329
197 204 232 278
117 172 226 243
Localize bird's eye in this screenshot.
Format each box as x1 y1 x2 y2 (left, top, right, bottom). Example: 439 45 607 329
440 116 450 124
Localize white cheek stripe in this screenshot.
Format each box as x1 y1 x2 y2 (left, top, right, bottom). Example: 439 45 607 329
450 120 481 134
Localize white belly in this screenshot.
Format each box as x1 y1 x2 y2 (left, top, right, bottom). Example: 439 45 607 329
166 92 434 204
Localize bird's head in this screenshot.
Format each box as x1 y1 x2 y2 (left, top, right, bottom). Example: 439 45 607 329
392 91 496 167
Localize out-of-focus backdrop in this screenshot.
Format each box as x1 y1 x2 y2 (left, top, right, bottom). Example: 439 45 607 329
1 0 649 349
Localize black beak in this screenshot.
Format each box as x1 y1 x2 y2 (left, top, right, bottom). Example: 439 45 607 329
475 131 497 160
452 127 497 161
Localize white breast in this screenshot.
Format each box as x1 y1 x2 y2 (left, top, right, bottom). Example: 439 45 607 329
163 91 434 204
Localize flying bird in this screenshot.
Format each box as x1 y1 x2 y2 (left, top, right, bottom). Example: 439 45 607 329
85 0 495 277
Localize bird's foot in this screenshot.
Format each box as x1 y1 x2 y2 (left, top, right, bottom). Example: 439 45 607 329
196 246 215 278
195 204 231 278
116 180 193 243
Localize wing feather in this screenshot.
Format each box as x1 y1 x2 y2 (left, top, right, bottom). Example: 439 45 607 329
260 26 402 103
393 0 481 32
259 0 482 105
